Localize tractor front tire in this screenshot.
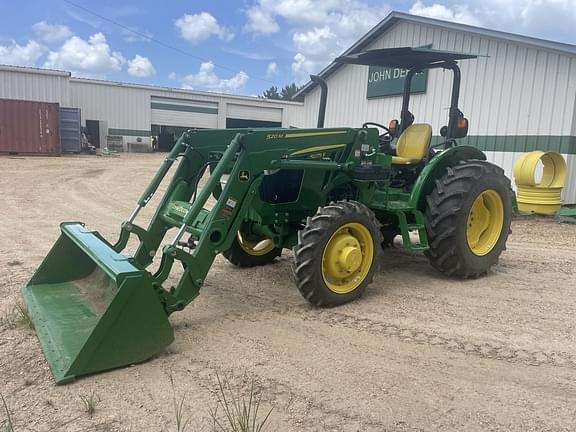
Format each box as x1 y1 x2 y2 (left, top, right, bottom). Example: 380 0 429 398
293 201 382 307
223 232 282 268
424 160 512 278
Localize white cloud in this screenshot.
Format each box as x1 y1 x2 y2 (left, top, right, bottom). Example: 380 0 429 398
222 47 275 60
293 26 338 58
0 40 44 67
245 0 343 33
407 1 576 43
291 26 341 79
292 52 318 78
514 0 576 42
266 62 278 77
409 1 482 26
175 12 234 43
44 33 125 77
244 5 280 34
127 55 155 77
122 28 154 43
32 21 74 43
244 1 390 81
177 61 249 93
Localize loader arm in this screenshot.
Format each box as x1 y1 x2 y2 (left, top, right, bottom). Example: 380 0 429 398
122 127 365 313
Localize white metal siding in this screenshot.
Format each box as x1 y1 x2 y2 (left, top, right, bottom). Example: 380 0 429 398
282 103 306 128
0 69 70 105
70 80 151 132
299 20 576 202
226 103 282 122
151 110 218 128
151 96 218 128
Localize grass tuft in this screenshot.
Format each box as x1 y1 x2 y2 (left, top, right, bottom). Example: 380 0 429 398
1 393 15 432
209 373 273 432
80 391 101 417
0 302 34 330
169 374 190 432
14 303 34 330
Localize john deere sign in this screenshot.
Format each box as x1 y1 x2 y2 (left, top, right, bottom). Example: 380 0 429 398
367 66 428 98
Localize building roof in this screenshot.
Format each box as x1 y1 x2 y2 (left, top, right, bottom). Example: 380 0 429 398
70 77 303 106
0 64 303 106
295 11 576 98
0 64 70 77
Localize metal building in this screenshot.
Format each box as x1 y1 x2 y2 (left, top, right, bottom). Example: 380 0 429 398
0 65 304 153
68 78 304 151
295 12 576 203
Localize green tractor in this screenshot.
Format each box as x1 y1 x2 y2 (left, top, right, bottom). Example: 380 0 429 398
21 47 512 383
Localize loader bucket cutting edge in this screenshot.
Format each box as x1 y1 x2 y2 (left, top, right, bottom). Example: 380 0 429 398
21 222 174 384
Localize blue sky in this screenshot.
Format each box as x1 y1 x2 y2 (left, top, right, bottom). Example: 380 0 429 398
1 0 575 96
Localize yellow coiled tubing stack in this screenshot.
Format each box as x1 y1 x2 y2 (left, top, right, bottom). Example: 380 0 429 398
513 151 567 215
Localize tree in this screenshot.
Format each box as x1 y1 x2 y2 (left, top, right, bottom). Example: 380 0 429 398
261 83 302 101
280 83 300 100
261 86 280 100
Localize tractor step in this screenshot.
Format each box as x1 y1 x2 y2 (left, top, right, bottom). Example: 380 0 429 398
395 210 429 252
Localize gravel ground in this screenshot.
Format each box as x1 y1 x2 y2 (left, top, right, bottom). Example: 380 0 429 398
1 153 575 432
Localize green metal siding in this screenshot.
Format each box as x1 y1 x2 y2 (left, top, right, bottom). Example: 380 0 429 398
150 102 218 115
108 128 151 137
431 135 576 154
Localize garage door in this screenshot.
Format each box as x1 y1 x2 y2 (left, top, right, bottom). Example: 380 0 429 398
151 96 218 128
227 103 282 123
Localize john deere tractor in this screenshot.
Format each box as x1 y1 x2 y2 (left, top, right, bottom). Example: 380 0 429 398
21 47 512 383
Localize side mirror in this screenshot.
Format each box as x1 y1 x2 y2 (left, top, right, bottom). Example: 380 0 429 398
453 117 469 138
440 126 448 137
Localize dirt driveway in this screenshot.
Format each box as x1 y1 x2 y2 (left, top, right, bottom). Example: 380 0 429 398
1 154 575 432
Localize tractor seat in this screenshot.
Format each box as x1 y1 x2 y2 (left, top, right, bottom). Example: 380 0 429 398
391 124 432 164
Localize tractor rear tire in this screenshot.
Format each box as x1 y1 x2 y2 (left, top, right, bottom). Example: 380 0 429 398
293 200 382 307
223 232 282 268
424 160 512 278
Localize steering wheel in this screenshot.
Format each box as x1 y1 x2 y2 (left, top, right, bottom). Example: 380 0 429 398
362 122 391 135
362 122 393 153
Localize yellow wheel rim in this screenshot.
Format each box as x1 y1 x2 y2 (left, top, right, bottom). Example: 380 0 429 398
237 232 275 256
321 222 374 294
466 189 504 256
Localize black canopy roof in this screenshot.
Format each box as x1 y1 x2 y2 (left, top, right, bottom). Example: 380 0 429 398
335 47 479 68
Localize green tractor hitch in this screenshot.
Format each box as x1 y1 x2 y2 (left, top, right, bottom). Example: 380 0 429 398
22 47 513 384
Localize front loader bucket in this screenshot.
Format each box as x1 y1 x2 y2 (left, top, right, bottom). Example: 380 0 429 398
21 222 174 384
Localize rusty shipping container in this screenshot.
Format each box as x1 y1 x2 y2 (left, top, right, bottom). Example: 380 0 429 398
0 98 60 155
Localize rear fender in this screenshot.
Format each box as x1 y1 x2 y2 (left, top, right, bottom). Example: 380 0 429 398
409 145 486 210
